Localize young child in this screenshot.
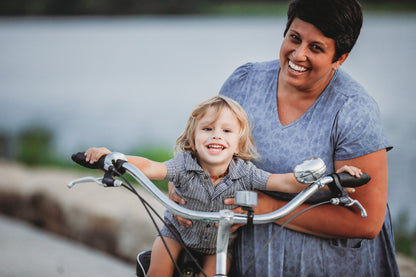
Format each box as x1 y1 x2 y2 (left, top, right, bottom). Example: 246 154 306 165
85 95 362 277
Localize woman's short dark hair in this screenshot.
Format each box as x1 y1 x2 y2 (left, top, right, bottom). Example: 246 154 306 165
283 0 363 62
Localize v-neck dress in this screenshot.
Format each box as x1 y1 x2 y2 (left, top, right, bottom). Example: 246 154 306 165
219 60 399 276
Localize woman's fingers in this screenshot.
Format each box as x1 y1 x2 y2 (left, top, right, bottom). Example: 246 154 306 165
174 214 192 228
168 182 191 227
168 182 186 205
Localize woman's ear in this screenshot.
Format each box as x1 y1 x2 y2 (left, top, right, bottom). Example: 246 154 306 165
333 53 349 70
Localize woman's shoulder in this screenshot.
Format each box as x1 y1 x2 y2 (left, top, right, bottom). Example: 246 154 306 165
241 59 280 74
325 69 380 117
219 60 280 99
332 69 374 102
224 60 279 81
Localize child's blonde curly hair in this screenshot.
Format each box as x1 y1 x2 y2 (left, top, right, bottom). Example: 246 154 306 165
175 95 259 161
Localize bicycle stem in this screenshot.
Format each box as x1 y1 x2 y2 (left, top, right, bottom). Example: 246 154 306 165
216 210 234 276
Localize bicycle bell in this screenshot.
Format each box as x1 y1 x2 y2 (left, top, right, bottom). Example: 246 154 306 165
235 190 258 208
293 157 326 184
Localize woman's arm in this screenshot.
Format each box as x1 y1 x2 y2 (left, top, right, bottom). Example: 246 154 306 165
228 149 388 239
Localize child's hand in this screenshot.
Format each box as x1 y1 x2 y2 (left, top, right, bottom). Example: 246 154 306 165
334 165 363 194
85 147 111 164
318 165 362 194
336 165 362 178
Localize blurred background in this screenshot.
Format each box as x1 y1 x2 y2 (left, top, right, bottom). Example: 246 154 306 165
0 0 415 260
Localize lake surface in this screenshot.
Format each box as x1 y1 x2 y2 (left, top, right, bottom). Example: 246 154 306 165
0 14 415 229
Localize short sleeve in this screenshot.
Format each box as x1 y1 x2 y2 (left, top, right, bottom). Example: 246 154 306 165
249 166 271 191
219 62 253 101
163 153 186 185
241 160 271 191
333 94 392 160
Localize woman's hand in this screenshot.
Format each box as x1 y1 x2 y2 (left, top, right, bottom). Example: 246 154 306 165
223 198 245 232
168 182 192 227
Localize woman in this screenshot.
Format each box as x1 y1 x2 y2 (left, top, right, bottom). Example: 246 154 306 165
171 0 399 276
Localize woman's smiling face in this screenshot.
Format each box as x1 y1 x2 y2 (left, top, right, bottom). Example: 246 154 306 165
279 17 347 94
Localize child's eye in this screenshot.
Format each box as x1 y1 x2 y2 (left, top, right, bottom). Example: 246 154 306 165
203 127 212 131
223 129 231 133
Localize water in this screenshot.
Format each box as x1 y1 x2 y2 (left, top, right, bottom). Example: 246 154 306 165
0 14 415 229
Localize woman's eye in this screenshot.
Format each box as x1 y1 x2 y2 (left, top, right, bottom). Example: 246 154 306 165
290 34 301 42
311 44 323 52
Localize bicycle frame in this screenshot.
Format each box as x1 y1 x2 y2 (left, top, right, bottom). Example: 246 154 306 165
68 153 369 277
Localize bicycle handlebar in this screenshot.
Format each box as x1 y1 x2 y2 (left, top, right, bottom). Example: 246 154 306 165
70 152 370 224
333 172 370 188
71 151 106 170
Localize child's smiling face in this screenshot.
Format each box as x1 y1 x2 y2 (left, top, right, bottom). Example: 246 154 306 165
194 106 241 173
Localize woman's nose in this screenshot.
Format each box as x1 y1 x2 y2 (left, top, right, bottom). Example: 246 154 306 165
291 44 308 61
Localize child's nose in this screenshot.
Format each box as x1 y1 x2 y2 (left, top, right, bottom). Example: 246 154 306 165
212 130 222 139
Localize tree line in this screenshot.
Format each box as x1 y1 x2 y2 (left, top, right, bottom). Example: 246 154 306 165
1 0 414 16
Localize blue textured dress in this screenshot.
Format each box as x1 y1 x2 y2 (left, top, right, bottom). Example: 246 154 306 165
219 60 399 276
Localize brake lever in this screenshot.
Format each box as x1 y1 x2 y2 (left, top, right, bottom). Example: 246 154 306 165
330 196 367 218
67 176 105 188
67 175 123 189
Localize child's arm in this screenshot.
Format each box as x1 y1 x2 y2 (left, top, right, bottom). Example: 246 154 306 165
265 165 363 193
85 147 167 181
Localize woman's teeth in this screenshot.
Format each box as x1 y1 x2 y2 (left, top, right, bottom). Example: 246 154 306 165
289 60 308 72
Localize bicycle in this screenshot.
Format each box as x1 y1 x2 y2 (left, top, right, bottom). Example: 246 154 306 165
68 152 370 277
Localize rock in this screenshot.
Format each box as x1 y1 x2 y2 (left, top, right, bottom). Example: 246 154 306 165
0 161 165 262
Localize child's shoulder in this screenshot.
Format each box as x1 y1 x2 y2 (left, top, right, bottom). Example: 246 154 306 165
229 158 261 176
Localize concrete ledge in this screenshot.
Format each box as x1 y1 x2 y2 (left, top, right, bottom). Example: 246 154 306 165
0 161 165 263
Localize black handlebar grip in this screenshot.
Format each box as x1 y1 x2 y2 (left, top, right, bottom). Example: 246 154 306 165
337 172 371 188
71 152 106 170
